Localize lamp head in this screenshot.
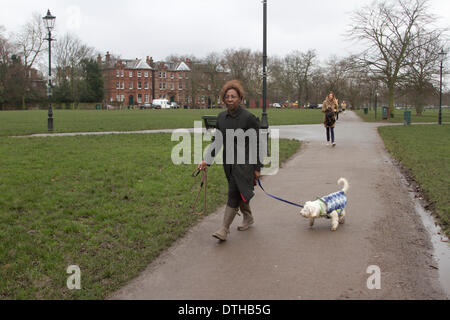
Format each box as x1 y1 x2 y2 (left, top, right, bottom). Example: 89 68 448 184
43 9 56 31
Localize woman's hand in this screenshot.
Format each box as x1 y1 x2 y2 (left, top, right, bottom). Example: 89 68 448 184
198 160 208 171
254 171 261 180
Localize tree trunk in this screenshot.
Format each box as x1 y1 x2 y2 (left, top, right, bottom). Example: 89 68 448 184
388 85 395 117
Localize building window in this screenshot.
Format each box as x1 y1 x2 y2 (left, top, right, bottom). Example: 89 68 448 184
208 84 211 91
179 83 183 90
116 81 120 89
138 81 142 89
159 83 162 89
163 83 166 89
116 70 120 77
178 74 182 79
159 72 162 78
163 72 166 78
121 81 124 89
144 72 148 78
129 71 133 77
170 73 174 79
138 72 142 77
145 94 149 103
144 82 148 89
121 70 124 77
129 82 133 89
137 94 142 103
171 83 174 90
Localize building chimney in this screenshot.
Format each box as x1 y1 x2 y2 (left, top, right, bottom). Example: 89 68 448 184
106 51 111 63
147 56 154 67
97 54 102 65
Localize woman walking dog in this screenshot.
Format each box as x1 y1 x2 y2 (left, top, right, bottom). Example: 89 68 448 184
322 92 339 146
198 80 262 241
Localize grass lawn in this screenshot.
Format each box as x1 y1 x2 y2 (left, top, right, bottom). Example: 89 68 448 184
0 134 301 299
378 125 450 236
0 108 324 137
355 108 450 123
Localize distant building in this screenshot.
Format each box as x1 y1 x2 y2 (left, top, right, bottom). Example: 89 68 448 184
98 52 229 108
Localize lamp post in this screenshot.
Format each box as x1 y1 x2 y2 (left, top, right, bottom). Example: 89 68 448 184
438 49 446 125
374 91 378 120
43 10 56 131
261 0 269 146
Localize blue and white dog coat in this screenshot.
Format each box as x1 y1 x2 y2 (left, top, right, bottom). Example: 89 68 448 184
318 190 347 219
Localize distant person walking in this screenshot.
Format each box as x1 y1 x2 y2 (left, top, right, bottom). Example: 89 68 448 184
322 92 339 146
341 100 347 113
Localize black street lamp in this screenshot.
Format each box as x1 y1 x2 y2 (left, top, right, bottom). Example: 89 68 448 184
261 0 269 146
375 91 378 120
43 9 56 131
438 48 446 125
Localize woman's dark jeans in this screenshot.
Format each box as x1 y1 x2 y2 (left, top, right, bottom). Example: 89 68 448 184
326 127 335 143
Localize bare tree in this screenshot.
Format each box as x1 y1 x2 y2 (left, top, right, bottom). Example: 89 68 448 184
13 12 46 74
347 0 438 115
11 12 47 107
404 29 445 114
53 33 94 104
223 48 262 104
285 50 317 105
323 55 352 100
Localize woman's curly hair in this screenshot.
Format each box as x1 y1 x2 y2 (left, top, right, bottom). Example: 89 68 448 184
220 80 246 104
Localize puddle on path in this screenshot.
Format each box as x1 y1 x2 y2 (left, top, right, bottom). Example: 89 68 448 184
408 192 450 298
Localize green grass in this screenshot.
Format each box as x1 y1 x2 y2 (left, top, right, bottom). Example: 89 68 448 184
378 125 450 236
0 109 324 136
0 134 301 299
355 108 450 123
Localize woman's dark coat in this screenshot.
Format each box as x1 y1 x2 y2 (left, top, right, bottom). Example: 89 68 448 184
205 106 263 202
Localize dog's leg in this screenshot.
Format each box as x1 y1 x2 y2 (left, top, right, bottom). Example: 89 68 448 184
309 217 315 227
339 210 346 224
330 211 339 231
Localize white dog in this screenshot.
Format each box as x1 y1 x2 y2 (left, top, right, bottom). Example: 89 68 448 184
300 178 349 231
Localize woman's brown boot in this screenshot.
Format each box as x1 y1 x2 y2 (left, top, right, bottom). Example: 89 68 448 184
237 201 254 231
212 206 238 241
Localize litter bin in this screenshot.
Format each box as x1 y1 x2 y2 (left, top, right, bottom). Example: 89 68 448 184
382 107 389 120
202 115 217 130
404 111 411 125
96 104 101 110
364 108 368 114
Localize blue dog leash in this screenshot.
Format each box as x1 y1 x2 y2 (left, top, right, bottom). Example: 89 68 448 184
257 179 304 208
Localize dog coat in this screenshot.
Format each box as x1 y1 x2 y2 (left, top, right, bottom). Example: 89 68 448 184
318 191 347 219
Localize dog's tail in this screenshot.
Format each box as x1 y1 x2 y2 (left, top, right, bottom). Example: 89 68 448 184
338 178 349 194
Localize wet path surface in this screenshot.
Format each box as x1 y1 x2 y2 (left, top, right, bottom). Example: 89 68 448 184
107 111 447 300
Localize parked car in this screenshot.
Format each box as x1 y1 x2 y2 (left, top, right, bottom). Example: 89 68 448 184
272 103 282 108
307 104 319 109
170 102 180 109
139 103 152 109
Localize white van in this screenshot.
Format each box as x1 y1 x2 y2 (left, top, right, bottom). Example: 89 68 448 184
152 99 170 109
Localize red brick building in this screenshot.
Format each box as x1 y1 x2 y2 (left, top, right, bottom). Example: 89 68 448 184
98 52 229 108
99 52 153 107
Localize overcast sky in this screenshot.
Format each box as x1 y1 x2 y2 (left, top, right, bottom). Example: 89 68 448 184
1 0 449 63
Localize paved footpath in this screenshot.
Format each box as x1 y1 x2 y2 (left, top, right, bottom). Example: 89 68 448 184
109 111 447 300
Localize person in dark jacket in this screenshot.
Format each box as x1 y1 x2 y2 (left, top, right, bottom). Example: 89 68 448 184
198 80 262 241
